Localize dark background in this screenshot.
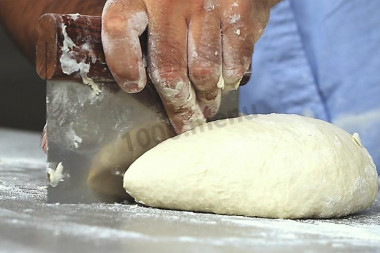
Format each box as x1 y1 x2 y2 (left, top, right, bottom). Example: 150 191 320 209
0 25 45 132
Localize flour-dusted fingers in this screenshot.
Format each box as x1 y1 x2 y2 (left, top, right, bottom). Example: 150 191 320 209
102 0 148 93
220 0 270 91
188 5 222 118
146 1 205 134
101 0 273 132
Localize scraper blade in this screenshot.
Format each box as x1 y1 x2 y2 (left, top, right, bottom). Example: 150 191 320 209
37 14 245 203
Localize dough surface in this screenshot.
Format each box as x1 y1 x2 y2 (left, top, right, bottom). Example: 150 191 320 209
123 114 378 219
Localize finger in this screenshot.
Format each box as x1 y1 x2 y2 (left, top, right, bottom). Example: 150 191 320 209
220 0 270 91
188 10 222 118
147 3 206 134
41 124 47 153
102 0 148 93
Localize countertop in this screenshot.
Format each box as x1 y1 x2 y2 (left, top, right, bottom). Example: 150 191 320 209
0 128 379 253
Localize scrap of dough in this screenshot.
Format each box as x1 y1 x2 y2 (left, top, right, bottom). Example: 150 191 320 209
123 114 378 219
47 162 64 187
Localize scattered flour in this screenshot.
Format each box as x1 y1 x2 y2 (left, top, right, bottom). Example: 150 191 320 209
230 14 240 24
0 129 379 251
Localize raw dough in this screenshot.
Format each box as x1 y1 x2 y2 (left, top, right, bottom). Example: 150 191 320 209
123 114 378 219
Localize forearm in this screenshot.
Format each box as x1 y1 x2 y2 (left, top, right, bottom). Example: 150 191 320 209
271 0 282 7
0 0 280 64
0 0 105 61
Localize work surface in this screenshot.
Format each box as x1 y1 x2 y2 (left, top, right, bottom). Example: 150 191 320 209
0 129 379 253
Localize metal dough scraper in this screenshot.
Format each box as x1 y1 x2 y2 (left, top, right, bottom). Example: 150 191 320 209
36 14 250 203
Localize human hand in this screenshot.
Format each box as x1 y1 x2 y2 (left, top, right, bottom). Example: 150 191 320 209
102 0 273 133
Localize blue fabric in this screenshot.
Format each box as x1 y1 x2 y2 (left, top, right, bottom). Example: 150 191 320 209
240 0 380 172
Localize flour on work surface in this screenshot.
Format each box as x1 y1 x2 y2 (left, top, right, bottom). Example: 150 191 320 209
1 157 379 250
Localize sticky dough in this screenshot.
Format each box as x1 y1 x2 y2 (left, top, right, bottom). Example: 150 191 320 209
123 114 378 219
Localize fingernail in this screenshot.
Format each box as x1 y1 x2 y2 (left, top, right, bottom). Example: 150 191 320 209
121 82 142 93
113 75 143 93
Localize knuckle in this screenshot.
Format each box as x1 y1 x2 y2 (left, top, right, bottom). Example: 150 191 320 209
150 66 186 86
150 34 181 52
103 17 127 38
197 89 220 103
190 65 217 80
159 81 193 110
149 35 185 60
189 65 220 90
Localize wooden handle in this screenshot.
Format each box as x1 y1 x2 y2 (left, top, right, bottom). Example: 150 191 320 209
36 14 114 82
36 13 251 84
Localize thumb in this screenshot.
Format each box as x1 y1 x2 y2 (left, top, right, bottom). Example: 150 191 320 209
102 0 148 93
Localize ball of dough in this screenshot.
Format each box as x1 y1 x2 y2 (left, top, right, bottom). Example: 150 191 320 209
123 114 378 219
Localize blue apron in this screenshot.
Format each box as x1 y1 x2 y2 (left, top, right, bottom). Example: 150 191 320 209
240 0 380 171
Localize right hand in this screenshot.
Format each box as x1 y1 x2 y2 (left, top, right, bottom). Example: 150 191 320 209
101 0 277 134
